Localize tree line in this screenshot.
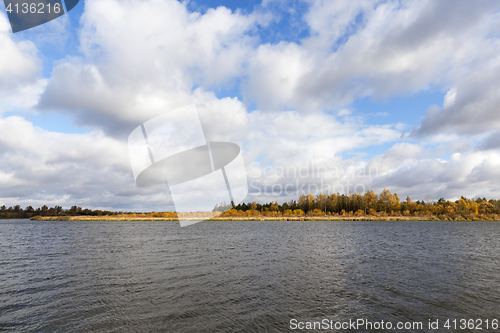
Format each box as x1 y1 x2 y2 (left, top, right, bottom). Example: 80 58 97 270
2 189 500 220
0 205 117 219
224 189 500 220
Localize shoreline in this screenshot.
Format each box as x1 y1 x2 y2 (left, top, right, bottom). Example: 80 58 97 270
28 216 500 222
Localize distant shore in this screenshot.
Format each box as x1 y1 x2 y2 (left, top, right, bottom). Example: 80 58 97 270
29 215 500 222
5 190 500 222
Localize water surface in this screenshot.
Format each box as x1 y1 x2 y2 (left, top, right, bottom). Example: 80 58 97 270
1 220 499 332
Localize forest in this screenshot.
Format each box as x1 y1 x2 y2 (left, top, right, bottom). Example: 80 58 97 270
220 190 500 220
2 189 500 221
0 205 116 219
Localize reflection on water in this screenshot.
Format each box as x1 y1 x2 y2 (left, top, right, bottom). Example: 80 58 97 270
1 220 500 332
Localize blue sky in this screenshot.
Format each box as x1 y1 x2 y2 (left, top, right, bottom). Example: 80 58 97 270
1 0 500 210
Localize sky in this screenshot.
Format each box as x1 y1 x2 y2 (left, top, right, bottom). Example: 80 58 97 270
1 0 500 211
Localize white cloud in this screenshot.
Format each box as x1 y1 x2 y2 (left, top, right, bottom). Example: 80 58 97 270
443 88 457 108
0 116 170 210
367 143 423 174
242 42 313 110
246 136 500 204
370 150 500 200
243 0 500 113
0 14 40 89
0 14 44 115
476 131 500 151
37 0 500 129
37 0 261 133
412 53 500 136
245 110 401 164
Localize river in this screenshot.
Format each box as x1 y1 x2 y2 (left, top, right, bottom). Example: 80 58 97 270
1 220 499 332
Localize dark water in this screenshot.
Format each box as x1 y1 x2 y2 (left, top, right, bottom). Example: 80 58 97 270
1 220 500 332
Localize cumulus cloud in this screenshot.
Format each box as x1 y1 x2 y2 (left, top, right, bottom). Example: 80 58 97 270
242 110 404 202
412 60 500 136
37 0 261 135
370 150 500 200
476 131 500 151
467 154 500 184
244 0 500 112
242 42 311 110
39 0 500 120
0 116 170 210
0 15 40 89
245 110 400 164
0 14 45 114
37 0 500 126
247 137 500 204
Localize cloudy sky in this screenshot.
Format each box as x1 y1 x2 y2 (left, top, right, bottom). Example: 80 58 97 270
1 0 500 211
